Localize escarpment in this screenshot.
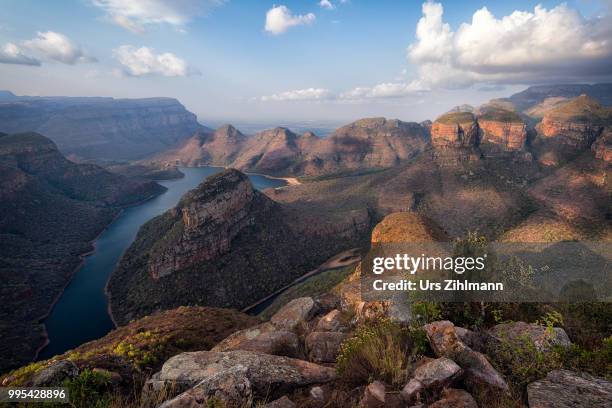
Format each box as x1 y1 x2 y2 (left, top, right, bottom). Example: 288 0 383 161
108 169 370 325
0 96 201 160
534 95 612 166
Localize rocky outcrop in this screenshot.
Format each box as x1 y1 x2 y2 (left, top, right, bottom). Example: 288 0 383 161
148 169 259 279
305 331 348 363
487 322 571 353
478 117 527 152
109 181 369 324
145 350 337 404
429 388 479 408
424 321 509 393
527 370 612 408
431 112 479 149
591 128 612 163
400 357 462 402
31 360 78 387
0 95 201 160
534 95 611 165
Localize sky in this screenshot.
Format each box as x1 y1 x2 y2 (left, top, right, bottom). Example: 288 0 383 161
0 0 611 126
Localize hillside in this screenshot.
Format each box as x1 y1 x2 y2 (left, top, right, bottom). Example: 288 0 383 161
0 132 165 372
150 117 430 177
498 83 612 112
0 93 202 160
107 169 371 325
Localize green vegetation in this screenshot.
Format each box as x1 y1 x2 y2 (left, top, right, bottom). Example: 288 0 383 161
547 95 612 124
479 108 522 123
336 318 430 388
260 265 355 319
435 111 475 125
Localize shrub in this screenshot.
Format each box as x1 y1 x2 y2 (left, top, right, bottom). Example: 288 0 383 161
488 332 562 391
63 369 112 408
336 318 429 387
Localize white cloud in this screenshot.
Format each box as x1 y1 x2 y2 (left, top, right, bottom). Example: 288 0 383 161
319 1 334 10
261 88 333 101
407 1 612 88
340 81 428 99
113 45 196 77
265 5 316 35
0 43 41 66
23 31 95 64
91 0 225 33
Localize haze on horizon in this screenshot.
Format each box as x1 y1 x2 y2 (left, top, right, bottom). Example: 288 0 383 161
1 0 611 125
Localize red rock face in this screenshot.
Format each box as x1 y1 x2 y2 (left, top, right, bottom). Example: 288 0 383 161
431 121 479 149
591 129 612 163
479 120 527 151
148 170 258 279
538 117 603 149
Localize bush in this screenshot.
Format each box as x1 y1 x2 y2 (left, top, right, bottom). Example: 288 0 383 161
489 332 563 391
336 318 429 387
63 369 112 408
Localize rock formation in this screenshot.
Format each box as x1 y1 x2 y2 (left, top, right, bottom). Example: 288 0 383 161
108 169 370 325
591 128 612 162
0 94 201 160
152 117 429 176
477 108 528 153
534 95 611 165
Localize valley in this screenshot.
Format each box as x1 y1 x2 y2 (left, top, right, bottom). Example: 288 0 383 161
0 83 610 408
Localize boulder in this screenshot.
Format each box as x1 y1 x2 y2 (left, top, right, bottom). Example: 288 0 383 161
212 322 301 358
32 360 78 387
424 321 509 393
266 396 297 408
146 350 336 403
487 322 571 353
527 370 612 408
315 309 350 332
401 358 462 402
429 388 479 408
360 381 386 408
305 332 348 363
310 385 325 402
159 365 252 408
271 297 318 331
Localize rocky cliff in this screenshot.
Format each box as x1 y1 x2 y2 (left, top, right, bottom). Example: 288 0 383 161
431 112 479 148
478 109 528 153
0 94 201 160
108 169 370 325
148 170 265 279
0 132 165 372
534 95 612 166
592 129 612 163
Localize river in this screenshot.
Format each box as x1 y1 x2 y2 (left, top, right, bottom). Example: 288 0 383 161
38 167 286 360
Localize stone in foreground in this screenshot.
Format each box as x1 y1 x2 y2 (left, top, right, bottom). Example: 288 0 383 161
527 370 612 408
271 297 318 331
429 388 479 408
424 321 509 393
146 350 336 404
212 322 301 358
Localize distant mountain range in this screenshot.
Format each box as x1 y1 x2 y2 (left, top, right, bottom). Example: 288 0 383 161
0 92 203 160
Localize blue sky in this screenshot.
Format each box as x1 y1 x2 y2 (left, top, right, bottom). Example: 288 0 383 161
0 0 611 125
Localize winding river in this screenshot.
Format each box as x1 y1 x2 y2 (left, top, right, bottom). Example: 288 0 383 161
38 167 286 360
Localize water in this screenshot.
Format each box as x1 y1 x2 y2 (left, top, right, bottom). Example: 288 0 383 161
38 167 286 359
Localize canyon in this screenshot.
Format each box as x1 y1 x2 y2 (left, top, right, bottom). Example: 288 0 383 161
0 84 610 407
